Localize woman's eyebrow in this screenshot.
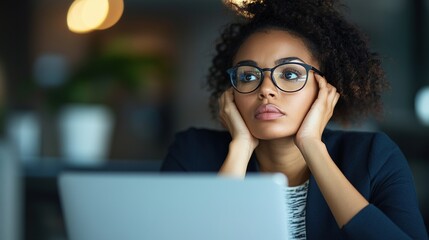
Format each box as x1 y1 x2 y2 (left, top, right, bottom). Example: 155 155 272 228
275 57 304 65
235 57 304 66
235 60 257 66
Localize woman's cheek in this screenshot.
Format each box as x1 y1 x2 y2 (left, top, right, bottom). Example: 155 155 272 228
234 96 256 126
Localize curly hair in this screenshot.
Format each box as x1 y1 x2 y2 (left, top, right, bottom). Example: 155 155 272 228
207 0 387 124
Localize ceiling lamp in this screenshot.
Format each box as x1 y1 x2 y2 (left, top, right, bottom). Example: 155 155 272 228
97 0 124 30
67 0 124 34
67 0 92 33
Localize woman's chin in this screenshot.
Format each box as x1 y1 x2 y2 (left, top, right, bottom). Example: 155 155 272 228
250 126 298 140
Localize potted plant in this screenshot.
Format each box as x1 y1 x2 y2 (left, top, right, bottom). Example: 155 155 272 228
49 53 171 164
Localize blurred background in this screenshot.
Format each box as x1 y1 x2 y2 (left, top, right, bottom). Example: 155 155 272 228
0 0 428 239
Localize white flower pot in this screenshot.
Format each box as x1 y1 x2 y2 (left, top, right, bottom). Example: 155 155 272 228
58 104 114 165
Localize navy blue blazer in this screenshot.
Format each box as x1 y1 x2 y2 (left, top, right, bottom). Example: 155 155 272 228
161 128 428 239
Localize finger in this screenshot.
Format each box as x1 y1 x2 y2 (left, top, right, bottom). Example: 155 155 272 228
317 74 337 101
326 85 338 102
220 88 233 104
218 90 229 119
323 84 337 114
314 73 329 101
224 88 234 102
223 89 236 116
333 92 340 106
314 72 328 89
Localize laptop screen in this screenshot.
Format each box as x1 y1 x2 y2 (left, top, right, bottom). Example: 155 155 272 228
59 173 290 240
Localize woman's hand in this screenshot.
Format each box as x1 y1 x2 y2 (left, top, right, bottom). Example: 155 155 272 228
294 74 369 228
295 73 340 148
218 88 258 177
218 88 259 150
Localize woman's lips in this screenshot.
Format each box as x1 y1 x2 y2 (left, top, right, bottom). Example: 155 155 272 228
254 104 285 120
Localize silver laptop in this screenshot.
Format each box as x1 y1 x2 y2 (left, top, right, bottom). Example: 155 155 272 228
59 172 290 240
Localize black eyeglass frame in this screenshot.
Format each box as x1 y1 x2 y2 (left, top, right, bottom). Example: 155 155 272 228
227 62 325 94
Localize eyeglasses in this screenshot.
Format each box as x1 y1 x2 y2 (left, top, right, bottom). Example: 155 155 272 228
227 62 324 93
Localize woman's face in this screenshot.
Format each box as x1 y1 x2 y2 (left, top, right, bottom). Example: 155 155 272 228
232 29 320 140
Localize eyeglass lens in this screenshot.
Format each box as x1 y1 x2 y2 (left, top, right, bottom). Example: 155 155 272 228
231 63 308 93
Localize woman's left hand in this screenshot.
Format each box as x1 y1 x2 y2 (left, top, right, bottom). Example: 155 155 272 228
295 73 340 148
295 74 369 228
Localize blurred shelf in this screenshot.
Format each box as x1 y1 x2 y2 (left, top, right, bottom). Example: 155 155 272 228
23 158 163 178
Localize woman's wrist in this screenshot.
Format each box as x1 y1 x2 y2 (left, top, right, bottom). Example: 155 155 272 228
296 137 323 153
228 139 255 166
218 139 255 178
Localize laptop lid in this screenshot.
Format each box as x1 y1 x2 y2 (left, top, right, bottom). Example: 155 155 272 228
59 173 289 240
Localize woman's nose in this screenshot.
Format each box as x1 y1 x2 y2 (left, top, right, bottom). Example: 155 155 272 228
258 73 278 99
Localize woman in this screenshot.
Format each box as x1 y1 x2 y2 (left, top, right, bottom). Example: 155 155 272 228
161 0 428 239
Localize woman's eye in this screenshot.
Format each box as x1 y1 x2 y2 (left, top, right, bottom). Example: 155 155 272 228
282 70 301 81
239 72 259 82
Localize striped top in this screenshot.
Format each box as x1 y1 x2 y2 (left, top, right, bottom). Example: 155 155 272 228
285 180 309 240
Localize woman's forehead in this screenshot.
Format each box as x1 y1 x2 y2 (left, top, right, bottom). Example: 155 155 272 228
233 29 320 68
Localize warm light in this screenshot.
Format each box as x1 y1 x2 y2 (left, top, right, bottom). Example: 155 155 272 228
67 0 124 34
81 0 109 30
97 0 124 30
67 0 92 33
223 0 255 18
227 0 246 6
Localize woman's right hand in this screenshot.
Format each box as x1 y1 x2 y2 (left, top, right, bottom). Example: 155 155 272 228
218 88 259 149
218 88 258 177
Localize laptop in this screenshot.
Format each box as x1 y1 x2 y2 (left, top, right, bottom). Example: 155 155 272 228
59 172 290 240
